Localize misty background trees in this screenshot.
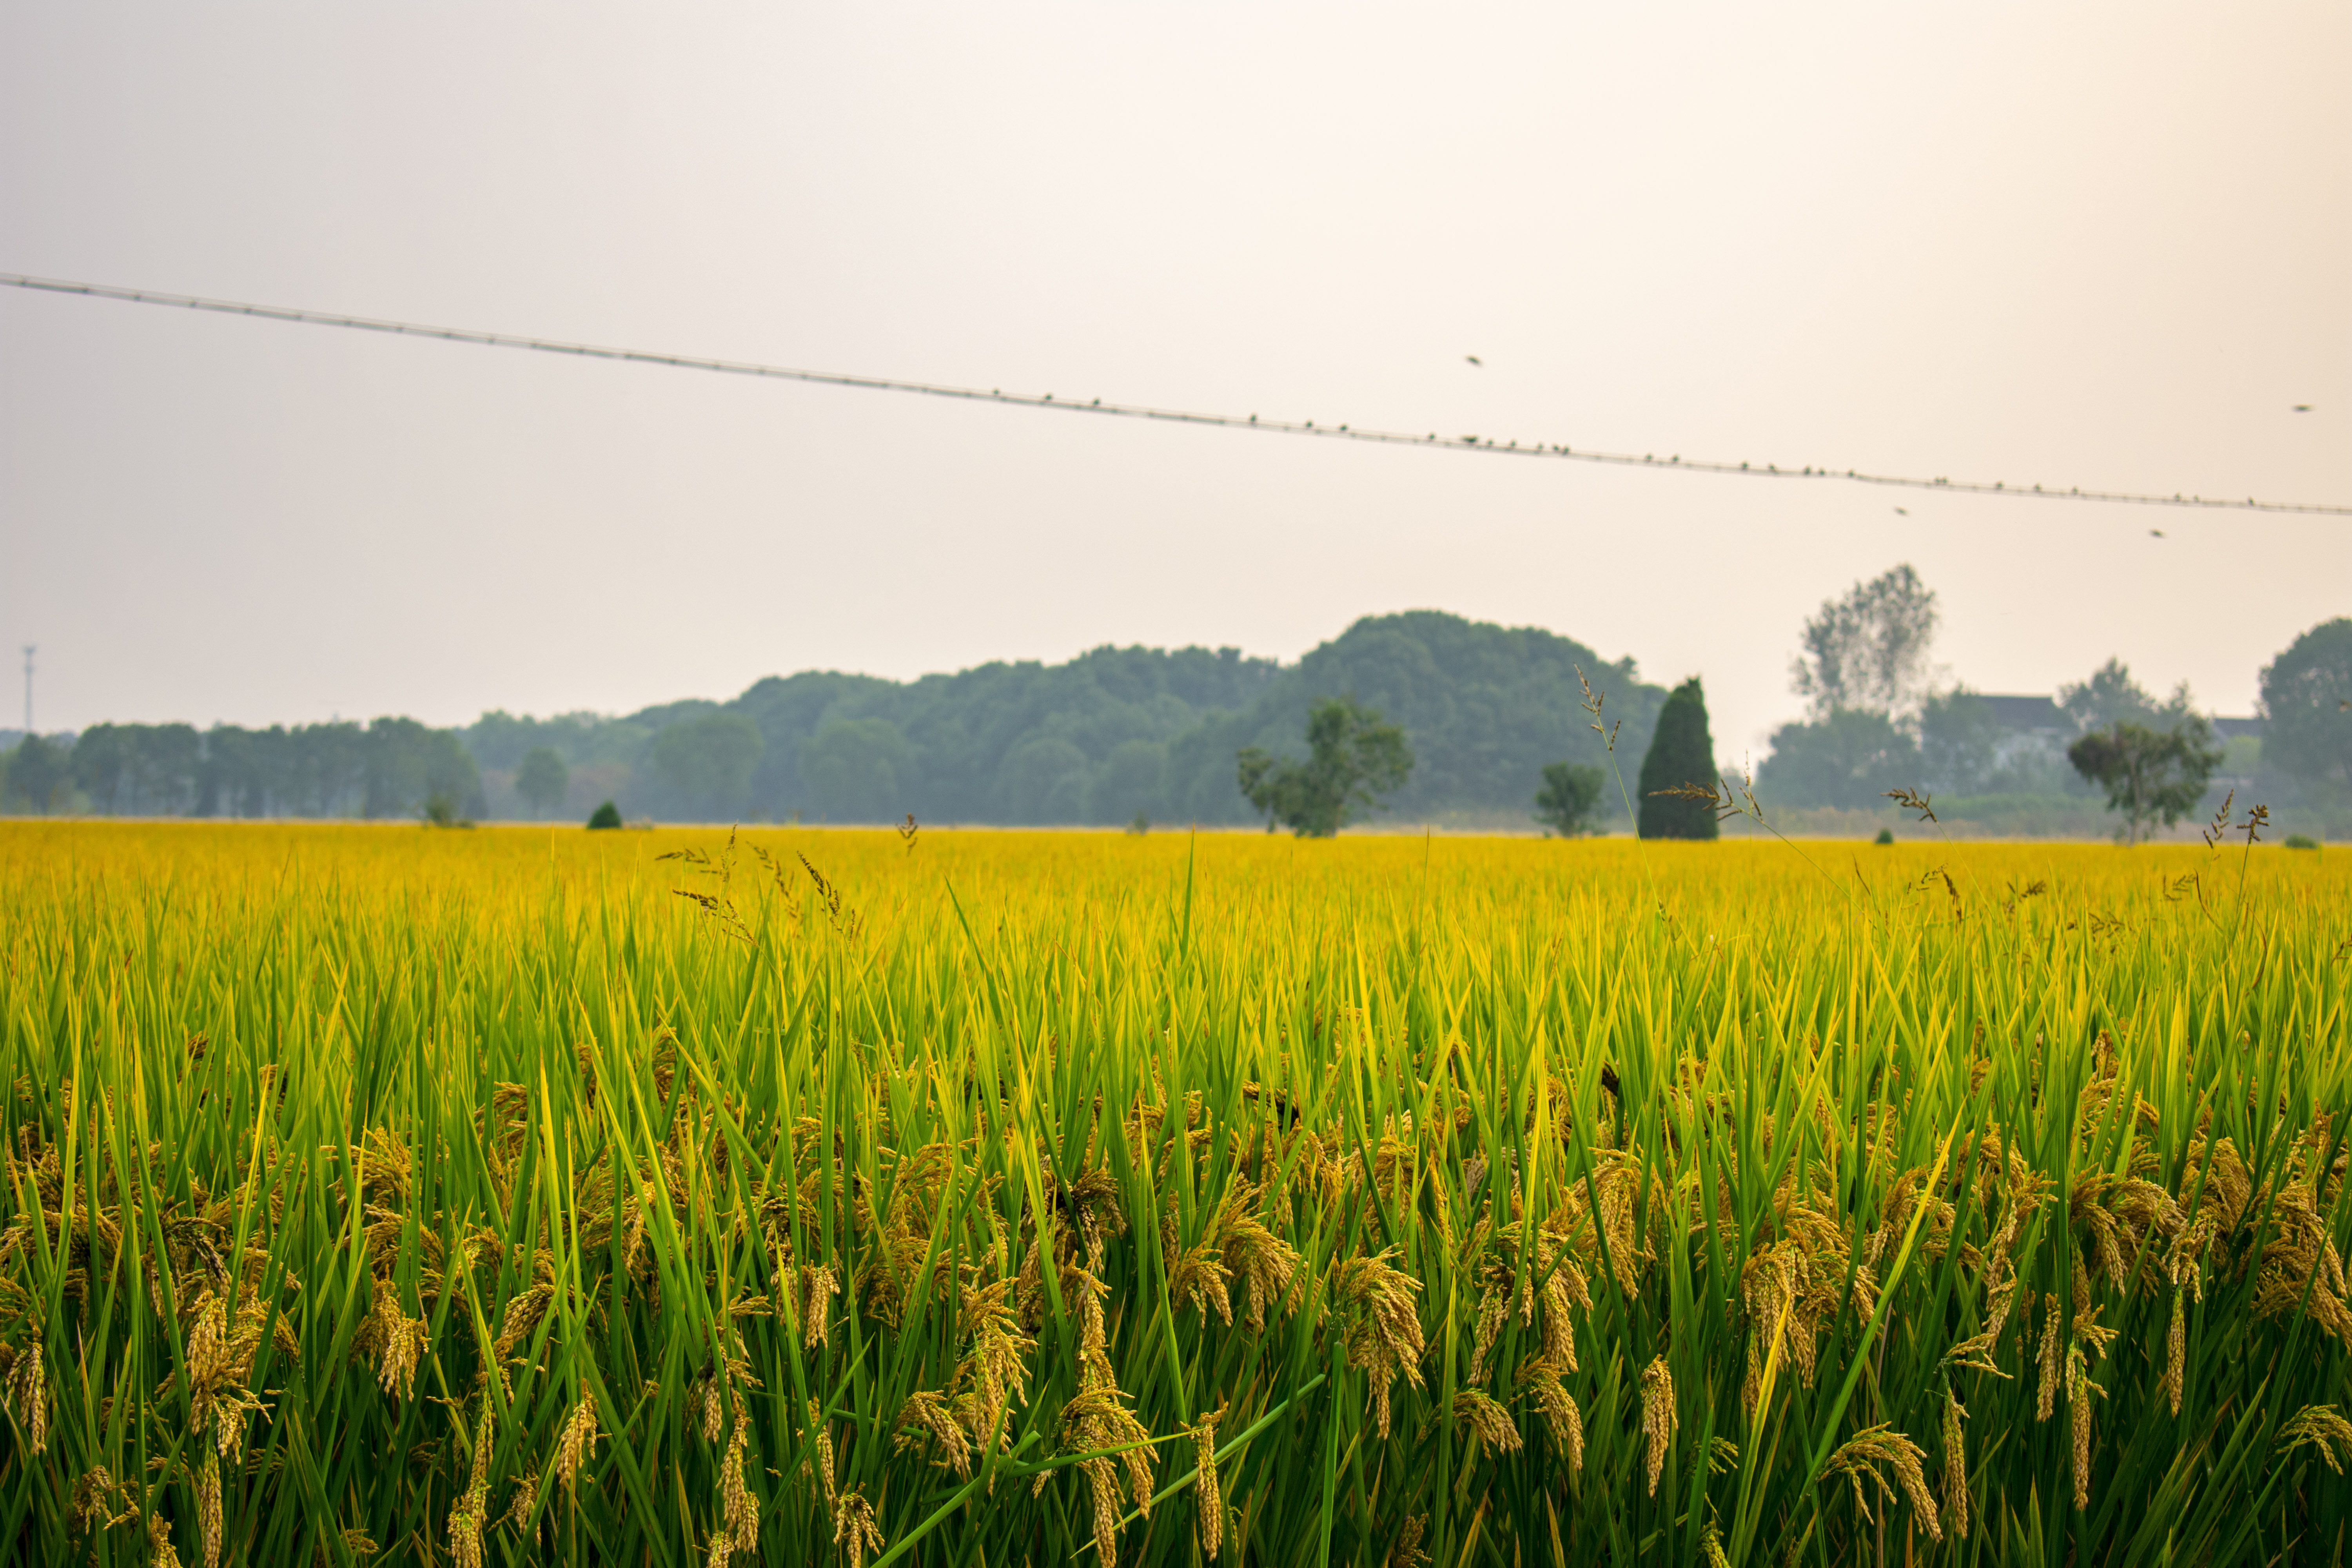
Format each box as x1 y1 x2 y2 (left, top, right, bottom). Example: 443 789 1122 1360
1751 568 2337 837
5 604 2346 839
2 717 482 820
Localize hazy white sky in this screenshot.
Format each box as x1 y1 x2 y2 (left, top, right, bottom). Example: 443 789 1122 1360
3 4 2346 757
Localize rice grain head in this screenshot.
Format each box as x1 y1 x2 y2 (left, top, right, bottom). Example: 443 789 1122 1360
2 1341 46 1455
2276 1405 2352 1474
198 1448 223 1568
557 1395 602 1491
1193 1406 1225 1561
1641 1356 1677 1497
2036 1295 2062 1420
2067 1345 2103 1510
832 1488 884 1568
149 1511 183 1568
1823 1424 1940 1542
1454 1388 1524 1455
1941 1390 1969 1541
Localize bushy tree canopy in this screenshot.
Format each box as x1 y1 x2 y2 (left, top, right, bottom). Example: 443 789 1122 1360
1790 564 1939 718
1533 761 1606 837
1238 696 1413 838
1757 709 1920 811
516 748 570 818
2259 618 2352 789
2068 720 2224 844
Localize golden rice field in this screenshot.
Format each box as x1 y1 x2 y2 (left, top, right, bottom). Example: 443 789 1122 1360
1 821 2348 1567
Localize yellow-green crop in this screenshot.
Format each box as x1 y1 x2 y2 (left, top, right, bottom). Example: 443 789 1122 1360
0 822 2347 1565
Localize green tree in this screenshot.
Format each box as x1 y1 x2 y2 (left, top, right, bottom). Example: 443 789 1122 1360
800 719 911 822
359 719 485 822
2258 618 2352 790
1757 709 1920 809
650 712 764 822
1917 686 2002 794
2058 657 2198 733
1532 761 1605 837
1637 678 1720 840
2067 720 2225 845
996 737 1090 824
586 800 623 829
1791 564 1940 717
72 725 131 813
1236 696 1413 838
4 735 67 813
1092 739 1169 826
515 747 570 818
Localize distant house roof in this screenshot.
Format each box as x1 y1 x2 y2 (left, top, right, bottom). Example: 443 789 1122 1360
2212 716 2263 740
1980 695 2067 732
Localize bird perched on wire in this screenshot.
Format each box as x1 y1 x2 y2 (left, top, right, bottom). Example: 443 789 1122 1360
1465 355 1483 367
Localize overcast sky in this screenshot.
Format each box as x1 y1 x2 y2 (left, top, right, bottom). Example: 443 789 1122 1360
3 4 2345 758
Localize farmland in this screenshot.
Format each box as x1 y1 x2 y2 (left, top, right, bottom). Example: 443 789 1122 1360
1 822 2347 1566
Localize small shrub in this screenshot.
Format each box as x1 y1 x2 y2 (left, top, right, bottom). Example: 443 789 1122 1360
422 792 474 829
1874 827 1895 846
1534 761 1606 837
586 800 623 830
2285 833 2321 851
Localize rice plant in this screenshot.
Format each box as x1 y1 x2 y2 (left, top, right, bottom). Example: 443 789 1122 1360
0 822 2345 1565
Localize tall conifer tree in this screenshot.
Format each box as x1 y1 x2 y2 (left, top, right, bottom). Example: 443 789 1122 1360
1637 677 1720 840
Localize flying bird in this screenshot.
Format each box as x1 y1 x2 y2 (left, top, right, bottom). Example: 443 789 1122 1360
1465 355 1483 367
1893 506 1908 516
2150 528 2165 538
2294 404 2312 412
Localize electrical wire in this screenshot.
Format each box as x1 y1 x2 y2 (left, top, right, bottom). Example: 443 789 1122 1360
4 271 2343 517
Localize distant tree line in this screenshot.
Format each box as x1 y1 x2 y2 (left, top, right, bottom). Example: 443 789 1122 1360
0 719 483 820
12 603 2338 837
457 615 1662 828
2 614 1664 827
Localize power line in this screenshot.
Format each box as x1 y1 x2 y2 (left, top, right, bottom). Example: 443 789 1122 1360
5 271 2343 517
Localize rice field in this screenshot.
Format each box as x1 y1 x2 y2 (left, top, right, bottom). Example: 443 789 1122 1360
1 820 2347 1566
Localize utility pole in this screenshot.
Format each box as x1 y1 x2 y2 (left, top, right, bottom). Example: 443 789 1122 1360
20 646 31 737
